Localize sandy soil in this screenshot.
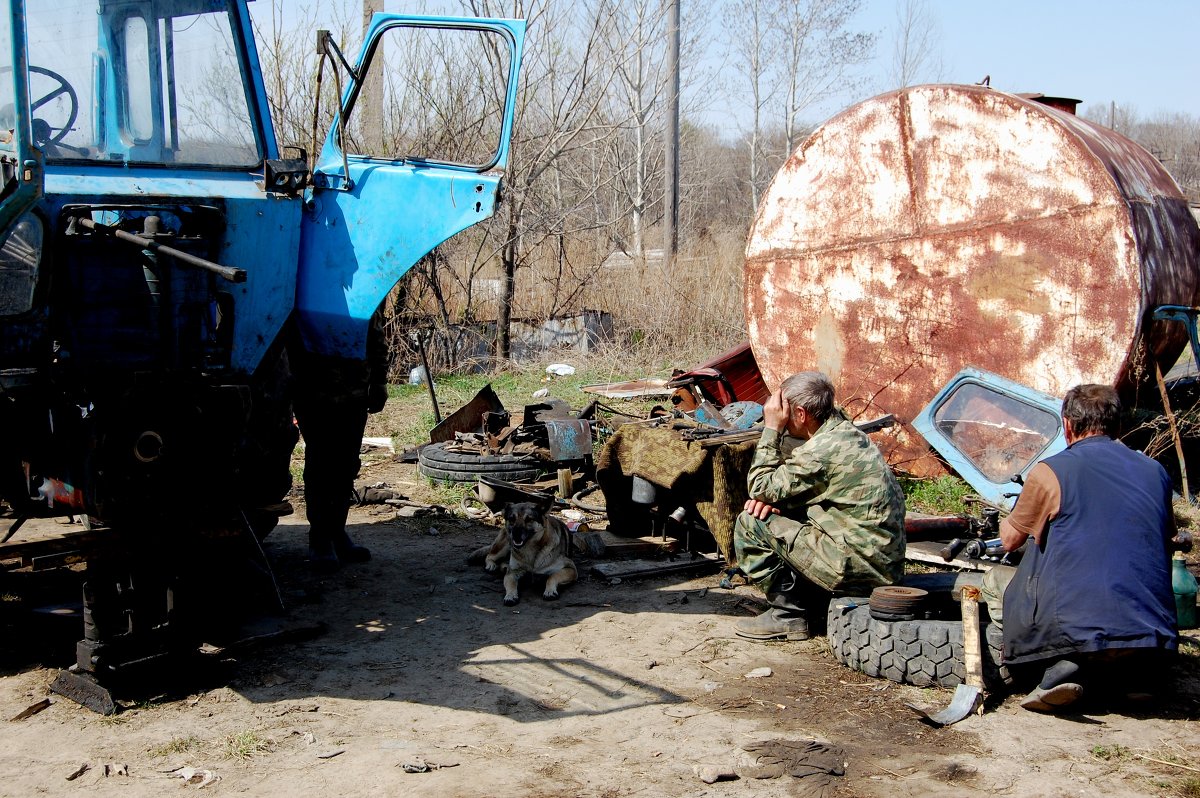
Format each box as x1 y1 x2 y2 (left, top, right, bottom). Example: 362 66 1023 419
1 456 1198 798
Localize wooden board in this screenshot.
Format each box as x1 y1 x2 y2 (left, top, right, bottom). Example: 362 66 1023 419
905 540 992 572
590 553 722 580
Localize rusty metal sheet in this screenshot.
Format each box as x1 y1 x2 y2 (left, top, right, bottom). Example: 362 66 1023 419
429 384 504 444
745 84 1200 473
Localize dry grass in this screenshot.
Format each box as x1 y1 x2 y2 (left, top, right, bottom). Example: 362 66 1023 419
382 221 749 377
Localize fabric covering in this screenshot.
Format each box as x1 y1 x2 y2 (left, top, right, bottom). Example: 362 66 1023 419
595 424 756 561
740 738 845 797
1002 435 1178 666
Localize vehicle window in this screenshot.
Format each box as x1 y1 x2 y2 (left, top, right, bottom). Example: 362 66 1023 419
25 0 260 167
342 25 511 168
0 7 17 152
124 16 154 141
932 381 1061 483
0 213 44 316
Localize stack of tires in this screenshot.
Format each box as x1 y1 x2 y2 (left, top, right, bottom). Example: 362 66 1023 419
417 441 548 484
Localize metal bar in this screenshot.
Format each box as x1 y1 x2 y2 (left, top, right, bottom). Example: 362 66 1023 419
418 331 441 424
75 218 246 283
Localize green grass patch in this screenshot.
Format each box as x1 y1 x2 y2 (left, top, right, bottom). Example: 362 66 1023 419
150 735 203 758
374 363 668 449
1091 744 1129 761
900 475 973 515
1175 776 1200 798
223 730 273 760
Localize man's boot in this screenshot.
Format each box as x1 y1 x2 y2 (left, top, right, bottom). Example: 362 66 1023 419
308 528 341 573
309 528 371 572
333 530 371 564
735 587 810 641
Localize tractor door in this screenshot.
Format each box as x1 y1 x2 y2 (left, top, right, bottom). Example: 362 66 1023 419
0 0 42 236
296 15 525 358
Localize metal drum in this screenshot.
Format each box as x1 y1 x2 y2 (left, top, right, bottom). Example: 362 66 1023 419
745 84 1200 472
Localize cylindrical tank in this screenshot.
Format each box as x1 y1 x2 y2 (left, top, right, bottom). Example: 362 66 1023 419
745 84 1200 472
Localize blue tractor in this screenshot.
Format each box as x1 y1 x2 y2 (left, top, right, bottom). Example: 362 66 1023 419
0 0 524 709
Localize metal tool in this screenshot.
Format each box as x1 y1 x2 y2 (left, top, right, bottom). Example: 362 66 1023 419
907 585 984 726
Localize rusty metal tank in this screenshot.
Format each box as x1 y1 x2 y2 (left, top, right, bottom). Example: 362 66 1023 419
745 83 1200 472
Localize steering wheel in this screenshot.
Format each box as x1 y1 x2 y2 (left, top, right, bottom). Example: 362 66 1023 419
28 65 78 145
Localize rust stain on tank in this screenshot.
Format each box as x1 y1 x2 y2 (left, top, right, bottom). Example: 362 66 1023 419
745 84 1200 473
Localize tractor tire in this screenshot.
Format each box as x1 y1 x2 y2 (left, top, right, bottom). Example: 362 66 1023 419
826 598 1012 691
417 442 547 484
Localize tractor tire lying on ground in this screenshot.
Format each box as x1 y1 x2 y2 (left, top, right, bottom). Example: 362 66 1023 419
826 598 1012 692
417 442 548 484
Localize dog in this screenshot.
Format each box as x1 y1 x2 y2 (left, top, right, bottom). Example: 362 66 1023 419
469 502 577 606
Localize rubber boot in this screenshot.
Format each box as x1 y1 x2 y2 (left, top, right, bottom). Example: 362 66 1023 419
308 529 341 573
309 528 371 572
333 529 371 564
735 588 811 641
1019 659 1083 713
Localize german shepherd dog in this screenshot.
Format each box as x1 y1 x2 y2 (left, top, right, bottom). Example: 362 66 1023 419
470 502 577 606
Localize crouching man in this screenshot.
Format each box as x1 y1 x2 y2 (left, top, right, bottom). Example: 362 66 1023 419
733 371 906 641
992 384 1178 713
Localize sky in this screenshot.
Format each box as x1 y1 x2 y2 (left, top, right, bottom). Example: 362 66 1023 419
253 0 1200 136
698 0 1200 136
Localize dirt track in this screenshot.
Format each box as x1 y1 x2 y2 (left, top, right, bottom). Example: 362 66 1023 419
2 463 1199 798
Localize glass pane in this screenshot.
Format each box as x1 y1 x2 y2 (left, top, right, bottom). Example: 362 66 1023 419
0 7 15 154
165 10 258 165
124 16 153 141
24 0 259 166
344 25 510 167
0 213 43 316
932 382 1061 483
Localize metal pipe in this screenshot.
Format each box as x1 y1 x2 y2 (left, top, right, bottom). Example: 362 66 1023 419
75 217 246 283
417 330 441 424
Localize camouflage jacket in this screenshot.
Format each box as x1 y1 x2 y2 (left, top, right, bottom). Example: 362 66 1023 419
747 408 906 591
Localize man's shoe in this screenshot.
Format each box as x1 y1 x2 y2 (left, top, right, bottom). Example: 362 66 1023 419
735 607 810 641
1019 682 1083 713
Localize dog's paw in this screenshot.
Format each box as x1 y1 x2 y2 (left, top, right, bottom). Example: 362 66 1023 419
484 561 499 573
542 589 560 601
503 595 520 607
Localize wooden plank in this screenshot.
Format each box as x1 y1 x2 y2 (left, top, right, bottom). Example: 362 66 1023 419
590 553 722 580
905 540 992 572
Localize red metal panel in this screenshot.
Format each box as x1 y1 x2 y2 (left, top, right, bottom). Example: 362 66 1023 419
696 342 771 404
745 84 1200 473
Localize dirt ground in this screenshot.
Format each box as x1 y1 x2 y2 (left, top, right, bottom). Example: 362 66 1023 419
1 452 1199 798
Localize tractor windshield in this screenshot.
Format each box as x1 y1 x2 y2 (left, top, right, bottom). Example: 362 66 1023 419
24 0 260 167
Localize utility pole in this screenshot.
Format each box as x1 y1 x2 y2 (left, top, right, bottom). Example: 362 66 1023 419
664 0 680 271
361 0 384 151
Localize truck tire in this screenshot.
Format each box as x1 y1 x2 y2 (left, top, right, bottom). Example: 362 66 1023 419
826 598 1012 691
417 442 547 483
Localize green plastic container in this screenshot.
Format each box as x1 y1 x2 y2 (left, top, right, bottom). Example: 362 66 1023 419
1173 552 1198 630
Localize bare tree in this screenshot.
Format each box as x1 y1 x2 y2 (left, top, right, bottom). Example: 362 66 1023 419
605 0 668 262
728 0 776 210
465 0 622 360
888 0 942 89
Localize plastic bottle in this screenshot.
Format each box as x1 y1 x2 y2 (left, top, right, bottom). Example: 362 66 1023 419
1173 552 1198 630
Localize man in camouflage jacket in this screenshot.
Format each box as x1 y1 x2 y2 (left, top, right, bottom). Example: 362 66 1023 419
734 371 906 641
